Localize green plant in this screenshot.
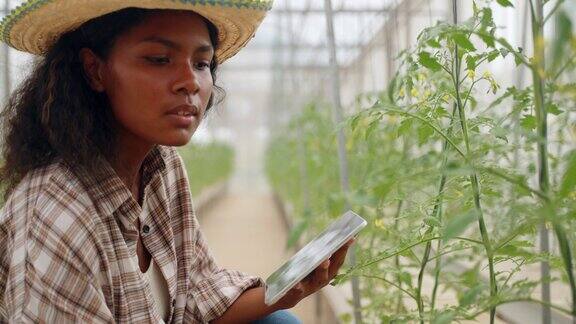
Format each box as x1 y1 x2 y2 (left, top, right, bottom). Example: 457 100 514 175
178 141 234 196
266 1 576 322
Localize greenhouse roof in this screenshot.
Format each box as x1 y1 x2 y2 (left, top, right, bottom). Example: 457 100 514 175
0 0 429 69
228 0 410 70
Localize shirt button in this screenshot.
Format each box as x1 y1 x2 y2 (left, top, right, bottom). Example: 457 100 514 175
142 225 150 234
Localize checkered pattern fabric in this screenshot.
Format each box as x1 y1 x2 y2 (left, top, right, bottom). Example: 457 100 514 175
0 146 263 323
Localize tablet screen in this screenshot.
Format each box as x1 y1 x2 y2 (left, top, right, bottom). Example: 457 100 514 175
264 211 367 305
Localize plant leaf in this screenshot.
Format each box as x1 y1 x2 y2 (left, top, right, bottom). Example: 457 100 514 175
496 0 514 7
490 126 509 142
424 216 442 227
427 39 442 48
466 55 477 71
459 285 484 307
547 103 563 116
520 115 537 130
487 50 499 61
398 118 413 136
453 33 476 51
478 32 496 48
418 51 443 71
559 151 576 198
443 210 478 240
433 311 455 324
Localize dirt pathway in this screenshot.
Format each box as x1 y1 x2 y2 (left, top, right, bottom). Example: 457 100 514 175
197 191 317 323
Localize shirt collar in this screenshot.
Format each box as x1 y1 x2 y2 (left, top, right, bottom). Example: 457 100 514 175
70 145 168 217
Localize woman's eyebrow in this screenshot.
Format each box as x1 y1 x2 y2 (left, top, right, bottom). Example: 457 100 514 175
141 36 179 49
196 44 214 55
139 36 214 54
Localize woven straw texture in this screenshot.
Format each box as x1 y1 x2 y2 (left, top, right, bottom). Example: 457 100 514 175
0 0 273 62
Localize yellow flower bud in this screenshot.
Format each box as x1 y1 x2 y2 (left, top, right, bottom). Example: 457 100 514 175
467 69 475 79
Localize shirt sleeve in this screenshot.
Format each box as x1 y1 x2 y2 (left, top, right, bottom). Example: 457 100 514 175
184 226 264 323
1 196 114 323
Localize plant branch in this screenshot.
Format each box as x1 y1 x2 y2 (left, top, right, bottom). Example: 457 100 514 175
553 54 576 81
376 106 467 159
479 166 548 200
544 0 565 24
360 274 418 302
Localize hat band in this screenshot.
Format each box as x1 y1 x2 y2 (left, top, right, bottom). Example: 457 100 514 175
0 0 274 43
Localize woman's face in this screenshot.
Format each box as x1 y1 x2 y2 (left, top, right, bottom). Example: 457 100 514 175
84 11 214 148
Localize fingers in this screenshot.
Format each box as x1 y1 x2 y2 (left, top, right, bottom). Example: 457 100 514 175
328 239 355 278
302 259 330 291
278 283 306 309
315 259 330 286
288 282 305 297
300 239 357 296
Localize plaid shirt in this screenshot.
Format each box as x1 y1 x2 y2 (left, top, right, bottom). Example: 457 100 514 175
0 146 263 323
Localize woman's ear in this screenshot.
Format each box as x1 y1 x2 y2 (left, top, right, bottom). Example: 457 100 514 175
79 48 106 92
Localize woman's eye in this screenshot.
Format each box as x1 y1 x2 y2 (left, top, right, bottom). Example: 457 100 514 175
146 56 170 64
195 61 211 70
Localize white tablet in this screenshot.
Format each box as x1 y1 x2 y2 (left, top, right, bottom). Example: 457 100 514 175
264 211 367 306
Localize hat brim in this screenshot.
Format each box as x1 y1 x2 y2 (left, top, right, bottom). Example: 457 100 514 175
0 0 272 63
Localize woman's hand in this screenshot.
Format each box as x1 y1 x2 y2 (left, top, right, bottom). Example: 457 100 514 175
272 238 355 310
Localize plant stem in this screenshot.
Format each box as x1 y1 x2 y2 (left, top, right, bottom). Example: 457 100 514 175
394 200 405 313
451 1 497 323
349 235 482 276
378 107 466 158
455 56 498 324
430 237 442 312
479 166 548 200
553 54 576 81
416 104 457 323
394 200 403 313
531 1 552 323
544 0 565 24
394 132 412 314
360 274 418 302
554 223 576 323
355 236 442 271
465 297 574 320
530 1 576 322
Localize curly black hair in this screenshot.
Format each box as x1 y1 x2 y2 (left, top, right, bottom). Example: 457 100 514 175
0 8 224 199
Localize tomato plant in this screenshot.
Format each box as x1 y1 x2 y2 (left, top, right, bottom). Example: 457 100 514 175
266 1 575 323
178 141 234 196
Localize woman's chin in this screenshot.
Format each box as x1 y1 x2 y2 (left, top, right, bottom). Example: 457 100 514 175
157 131 195 147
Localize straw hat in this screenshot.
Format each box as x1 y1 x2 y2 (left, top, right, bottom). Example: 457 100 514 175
0 0 273 63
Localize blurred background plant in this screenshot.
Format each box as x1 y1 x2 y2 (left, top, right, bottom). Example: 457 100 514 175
266 1 576 322
178 141 234 196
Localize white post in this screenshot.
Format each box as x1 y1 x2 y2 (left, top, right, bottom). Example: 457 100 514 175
322 0 362 323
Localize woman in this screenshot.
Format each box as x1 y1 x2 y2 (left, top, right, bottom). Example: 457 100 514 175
0 1 353 323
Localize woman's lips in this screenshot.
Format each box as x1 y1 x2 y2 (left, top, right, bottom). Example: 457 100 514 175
166 104 200 127
166 104 199 116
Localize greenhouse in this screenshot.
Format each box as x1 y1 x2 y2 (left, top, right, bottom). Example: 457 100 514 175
1 0 575 323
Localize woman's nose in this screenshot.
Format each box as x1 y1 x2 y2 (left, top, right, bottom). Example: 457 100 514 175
173 63 200 95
